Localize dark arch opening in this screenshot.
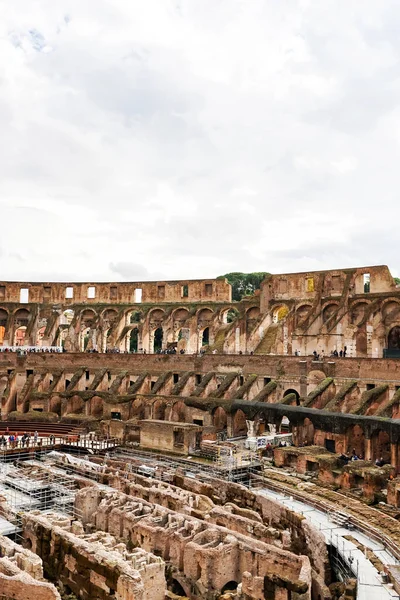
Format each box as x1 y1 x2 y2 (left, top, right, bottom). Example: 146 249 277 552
130 328 138 352
221 581 238 593
388 326 400 349
202 327 209 346
154 327 163 353
169 579 186 596
283 389 300 406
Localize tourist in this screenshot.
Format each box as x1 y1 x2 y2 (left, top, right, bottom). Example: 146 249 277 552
34 430 38 445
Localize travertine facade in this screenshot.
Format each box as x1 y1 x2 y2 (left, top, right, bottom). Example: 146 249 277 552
1 265 400 356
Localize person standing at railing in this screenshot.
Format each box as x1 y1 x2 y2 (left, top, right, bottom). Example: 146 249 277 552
34 431 38 445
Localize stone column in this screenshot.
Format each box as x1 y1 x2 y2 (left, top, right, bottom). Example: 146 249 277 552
365 437 372 461
391 443 399 472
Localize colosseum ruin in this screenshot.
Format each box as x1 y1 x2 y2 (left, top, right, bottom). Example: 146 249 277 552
1 266 400 599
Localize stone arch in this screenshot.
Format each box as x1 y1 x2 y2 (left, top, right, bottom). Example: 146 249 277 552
49 395 61 416
322 303 338 324
221 307 239 324
89 395 103 418
346 424 365 458
370 429 390 464
101 309 119 330
14 326 27 346
213 406 227 431
61 309 74 325
221 581 238 593
14 308 30 327
197 308 214 327
246 306 260 321
66 395 85 415
295 304 312 328
233 409 247 436
388 326 400 349
308 370 326 383
148 308 165 326
170 401 186 423
131 399 145 421
153 399 167 420
350 302 369 326
272 305 289 323
382 300 400 323
0 309 7 345
302 417 315 445
172 307 190 325
129 310 142 324
283 389 300 405
80 309 97 327
279 415 291 433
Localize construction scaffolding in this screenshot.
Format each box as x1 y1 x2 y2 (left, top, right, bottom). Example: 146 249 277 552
0 460 79 540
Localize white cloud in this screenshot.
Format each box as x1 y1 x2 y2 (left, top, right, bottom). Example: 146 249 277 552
0 0 399 282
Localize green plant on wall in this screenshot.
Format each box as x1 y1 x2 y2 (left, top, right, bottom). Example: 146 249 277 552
218 272 269 301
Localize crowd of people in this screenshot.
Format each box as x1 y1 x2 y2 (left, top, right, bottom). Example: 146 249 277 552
294 347 349 360
0 430 41 449
0 346 64 354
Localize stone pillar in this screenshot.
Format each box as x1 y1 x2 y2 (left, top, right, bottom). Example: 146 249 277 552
391 443 399 472
226 413 234 438
365 437 372 461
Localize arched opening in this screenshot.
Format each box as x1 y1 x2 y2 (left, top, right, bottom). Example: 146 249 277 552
14 308 30 327
153 327 163 353
272 305 289 323
49 396 61 416
371 429 391 464
169 580 186 597
61 309 74 325
130 310 142 324
201 327 209 346
153 399 167 420
383 301 400 324
66 395 85 415
177 328 189 353
347 424 365 458
129 328 138 353
14 326 27 346
213 406 227 431
233 409 247 436
223 308 239 324
171 401 186 423
280 415 291 433
131 399 145 421
246 306 260 321
302 417 315 446
0 309 7 345
388 326 400 349
173 308 190 326
90 396 103 418
81 327 91 351
221 581 238 593
283 389 300 405
197 308 214 328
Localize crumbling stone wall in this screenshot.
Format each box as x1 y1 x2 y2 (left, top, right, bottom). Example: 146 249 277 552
22 511 165 600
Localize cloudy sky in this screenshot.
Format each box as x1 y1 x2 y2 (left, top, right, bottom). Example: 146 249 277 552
1 0 399 282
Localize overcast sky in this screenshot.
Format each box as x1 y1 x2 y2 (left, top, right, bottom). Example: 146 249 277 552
1 0 399 282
